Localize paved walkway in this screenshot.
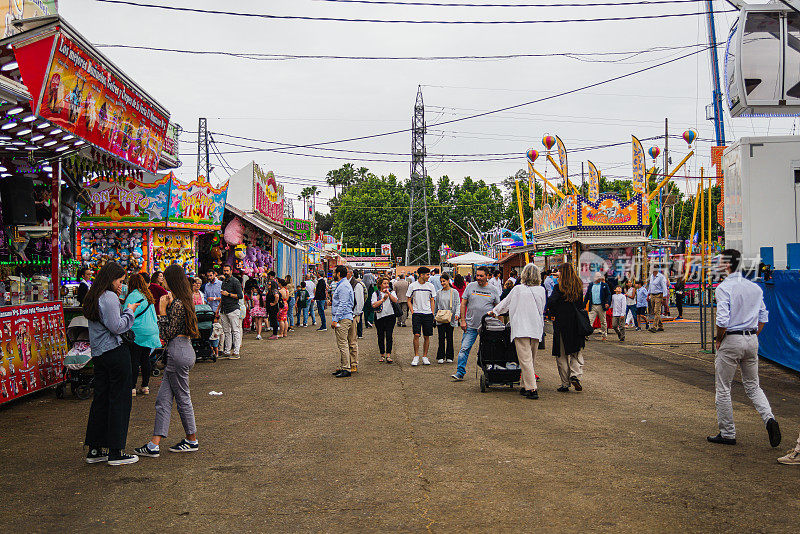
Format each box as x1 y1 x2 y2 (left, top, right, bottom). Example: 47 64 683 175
1 308 799 532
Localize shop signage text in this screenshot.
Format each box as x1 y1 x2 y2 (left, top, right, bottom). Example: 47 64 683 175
253 164 284 225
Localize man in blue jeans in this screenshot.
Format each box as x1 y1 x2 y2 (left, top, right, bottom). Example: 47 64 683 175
451 266 500 381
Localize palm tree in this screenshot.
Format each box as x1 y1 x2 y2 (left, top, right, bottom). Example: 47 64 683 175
307 185 320 229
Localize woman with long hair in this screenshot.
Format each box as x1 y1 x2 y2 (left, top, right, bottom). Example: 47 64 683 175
434 273 460 365
277 278 290 338
83 261 141 466
452 273 467 299
149 270 168 308
547 262 587 393
249 283 267 340
490 263 546 399
134 264 201 457
372 276 399 363
124 273 161 396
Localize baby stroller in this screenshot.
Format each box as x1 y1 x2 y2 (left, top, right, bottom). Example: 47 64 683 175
193 304 216 363
55 316 94 400
476 314 521 393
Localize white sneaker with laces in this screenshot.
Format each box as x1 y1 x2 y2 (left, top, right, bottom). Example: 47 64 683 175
411 356 420 366
255 335 262 340
422 357 431 365
777 449 800 465
437 359 445 364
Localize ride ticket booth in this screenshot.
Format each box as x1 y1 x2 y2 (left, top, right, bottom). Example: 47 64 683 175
0 15 174 404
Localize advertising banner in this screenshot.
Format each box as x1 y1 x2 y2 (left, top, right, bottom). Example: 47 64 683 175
78 173 170 228
1 0 57 38
587 160 600 202
0 302 67 405
37 32 169 172
555 136 568 179
632 135 646 195
160 122 181 167
167 175 228 231
253 164 284 225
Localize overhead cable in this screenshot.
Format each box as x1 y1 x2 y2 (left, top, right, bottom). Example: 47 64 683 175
95 1 732 24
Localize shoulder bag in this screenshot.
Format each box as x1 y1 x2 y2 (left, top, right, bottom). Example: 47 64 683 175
434 290 455 324
575 301 594 337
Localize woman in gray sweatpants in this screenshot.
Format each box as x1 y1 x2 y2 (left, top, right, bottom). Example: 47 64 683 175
135 265 201 457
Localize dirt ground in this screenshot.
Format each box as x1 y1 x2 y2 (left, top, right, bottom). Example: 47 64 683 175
1 306 799 533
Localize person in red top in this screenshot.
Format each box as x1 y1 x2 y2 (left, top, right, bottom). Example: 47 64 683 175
452 273 467 299
149 270 168 312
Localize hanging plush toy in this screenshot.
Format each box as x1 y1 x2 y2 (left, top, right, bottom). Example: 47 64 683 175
223 218 245 246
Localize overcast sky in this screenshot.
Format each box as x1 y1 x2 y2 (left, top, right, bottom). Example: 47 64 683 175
61 0 785 213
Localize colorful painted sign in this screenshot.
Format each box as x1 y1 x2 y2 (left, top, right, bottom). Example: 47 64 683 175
167 175 228 231
253 164 284 225
632 135 646 195
79 173 171 227
161 122 181 167
0 301 67 405
284 218 313 240
587 160 600 202
579 195 642 228
1 0 57 38
530 193 647 236
35 32 169 172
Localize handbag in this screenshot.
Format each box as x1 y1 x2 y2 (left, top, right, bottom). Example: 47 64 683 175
121 298 153 346
434 290 455 324
575 303 594 337
391 300 403 319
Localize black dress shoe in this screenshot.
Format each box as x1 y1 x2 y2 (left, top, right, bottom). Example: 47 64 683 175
333 369 352 378
767 418 782 448
525 390 539 399
707 433 736 445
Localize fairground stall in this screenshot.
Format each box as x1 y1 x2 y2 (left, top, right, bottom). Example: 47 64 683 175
0 15 175 404
212 162 303 281
78 172 227 277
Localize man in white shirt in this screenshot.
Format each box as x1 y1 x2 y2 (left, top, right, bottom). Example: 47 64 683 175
610 286 627 342
407 266 436 366
707 249 781 448
507 270 518 286
489 270 503 293
429 268 442 292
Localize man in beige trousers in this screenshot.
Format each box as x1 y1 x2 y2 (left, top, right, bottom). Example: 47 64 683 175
331 265 358 378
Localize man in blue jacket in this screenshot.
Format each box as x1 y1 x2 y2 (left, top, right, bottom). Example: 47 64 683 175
331 265 358 377
584 272 611 340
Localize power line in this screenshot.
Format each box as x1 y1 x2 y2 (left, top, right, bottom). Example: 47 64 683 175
95 0 732 24
94 42 716 62
314 0 706 6
190 44 714 154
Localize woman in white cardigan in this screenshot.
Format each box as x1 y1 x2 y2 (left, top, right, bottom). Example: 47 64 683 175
489 263 546 399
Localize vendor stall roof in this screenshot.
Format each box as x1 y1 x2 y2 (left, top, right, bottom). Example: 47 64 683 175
225 203 299 246
446 252 497 265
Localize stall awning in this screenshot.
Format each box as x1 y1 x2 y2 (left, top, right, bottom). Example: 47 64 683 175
226 204 299 246
446 252 497 265
571 235 649 249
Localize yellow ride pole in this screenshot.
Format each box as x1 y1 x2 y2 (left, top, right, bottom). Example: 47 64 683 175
700 168 706 285
531 167 566 199
684 180 702 281
515 180 531 264
648 151 694 202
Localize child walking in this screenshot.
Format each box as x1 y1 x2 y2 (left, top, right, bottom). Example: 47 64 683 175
611 285 627 342
209 317 224 359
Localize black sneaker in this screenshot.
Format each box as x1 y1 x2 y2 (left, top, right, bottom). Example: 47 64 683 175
707 433 736 446
169 439 199 453
570 376 583 391
85 448 108 464
333 369 352 378
525 390 539 400
767 418 782 448
134 443 160 458
107 451 139 466
557 386 570 393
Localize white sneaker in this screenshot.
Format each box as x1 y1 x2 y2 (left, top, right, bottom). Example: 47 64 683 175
255 335 262 340
437 359 445 364
777 449 800 465
411 356 420 366
131 388 136 397
422 357 431 365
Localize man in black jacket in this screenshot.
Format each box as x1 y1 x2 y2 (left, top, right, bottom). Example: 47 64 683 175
314 273 328 331
583 272 611 340
220 265 244 359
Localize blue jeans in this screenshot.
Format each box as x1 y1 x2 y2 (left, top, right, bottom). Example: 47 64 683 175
317 300 327 329
456 327 479 378
306 299 315 325
626 304 639 328
287 297 296 327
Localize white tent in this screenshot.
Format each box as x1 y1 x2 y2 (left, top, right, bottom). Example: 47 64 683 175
446 252 497 265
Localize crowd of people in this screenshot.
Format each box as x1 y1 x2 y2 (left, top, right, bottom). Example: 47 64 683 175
76 249 800 468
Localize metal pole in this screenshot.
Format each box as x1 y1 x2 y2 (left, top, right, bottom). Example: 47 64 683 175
51 158 61 301
661 118 668 239
581 161 585 195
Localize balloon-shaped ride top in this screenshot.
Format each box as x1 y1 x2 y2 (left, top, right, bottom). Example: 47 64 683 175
682 129 697 146
542 135 556 151
526 149 539 162
648 146 660 160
